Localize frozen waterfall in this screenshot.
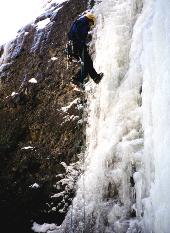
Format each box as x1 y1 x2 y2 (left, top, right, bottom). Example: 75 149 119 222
142 0 170 232
34 0 170 232
66 0 144 232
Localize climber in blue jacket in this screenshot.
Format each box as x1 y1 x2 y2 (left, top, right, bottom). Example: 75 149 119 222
68 12 103 87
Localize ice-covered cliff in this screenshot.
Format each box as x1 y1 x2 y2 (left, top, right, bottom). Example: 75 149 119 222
1 0 170 232
37 0 170 232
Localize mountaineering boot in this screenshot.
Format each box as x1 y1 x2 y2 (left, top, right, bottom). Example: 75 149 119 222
93 72 104 84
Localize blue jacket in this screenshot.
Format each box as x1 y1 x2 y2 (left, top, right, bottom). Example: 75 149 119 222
68 16 90 47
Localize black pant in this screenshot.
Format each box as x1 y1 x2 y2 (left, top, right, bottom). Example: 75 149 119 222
73 44 98 83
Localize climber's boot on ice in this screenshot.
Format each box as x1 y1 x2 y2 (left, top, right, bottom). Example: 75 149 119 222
93 72 104 84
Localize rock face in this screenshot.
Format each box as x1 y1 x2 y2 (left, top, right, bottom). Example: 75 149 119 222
0 0 88 232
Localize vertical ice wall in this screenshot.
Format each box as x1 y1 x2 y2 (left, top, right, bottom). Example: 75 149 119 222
67 0 170 232
56 0 145 232
82 0 170 231
142 0 170 232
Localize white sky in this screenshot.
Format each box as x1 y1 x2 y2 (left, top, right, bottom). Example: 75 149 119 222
0 0 67 46
0 0 46 45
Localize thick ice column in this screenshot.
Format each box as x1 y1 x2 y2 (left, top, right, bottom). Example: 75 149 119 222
142 0 170 232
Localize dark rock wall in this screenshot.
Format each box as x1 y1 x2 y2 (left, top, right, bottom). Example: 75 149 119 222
0 0 88 232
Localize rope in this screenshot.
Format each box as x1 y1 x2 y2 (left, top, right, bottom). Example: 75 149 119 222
70 47 87 233
71 201 74 233
81 47 86 233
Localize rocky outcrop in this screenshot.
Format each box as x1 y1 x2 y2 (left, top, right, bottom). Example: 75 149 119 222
0 0 88 232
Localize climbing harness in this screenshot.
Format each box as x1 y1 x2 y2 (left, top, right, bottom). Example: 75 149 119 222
65 41 84 70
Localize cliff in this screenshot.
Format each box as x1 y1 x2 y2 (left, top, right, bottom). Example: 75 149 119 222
0 0 88 232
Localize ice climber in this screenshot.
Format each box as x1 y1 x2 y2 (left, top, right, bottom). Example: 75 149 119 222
68 12 103 88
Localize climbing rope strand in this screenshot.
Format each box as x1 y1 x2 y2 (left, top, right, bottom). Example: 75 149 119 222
81 47 86 233
71 200 74 233
70 47 86 233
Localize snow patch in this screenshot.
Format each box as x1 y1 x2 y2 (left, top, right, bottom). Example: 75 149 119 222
29 183 40 189
21 146 34 150
51 191 65 198
61 98 79 112
32 222 56 233
11 92 19 97
63 115 79 123
51 57 58 61
36 18 51 30
29 78 38 83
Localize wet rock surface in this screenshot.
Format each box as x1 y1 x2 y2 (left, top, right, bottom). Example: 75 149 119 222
0 0 88 232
